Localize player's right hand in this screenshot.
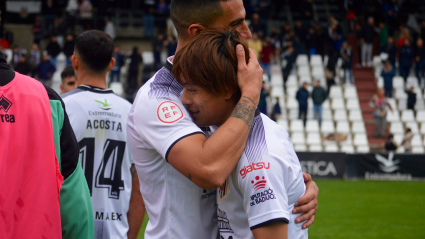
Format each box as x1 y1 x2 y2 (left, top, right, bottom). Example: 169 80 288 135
236 44 263 105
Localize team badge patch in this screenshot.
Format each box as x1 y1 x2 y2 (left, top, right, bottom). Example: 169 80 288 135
157 101 184 123
219 178 229 199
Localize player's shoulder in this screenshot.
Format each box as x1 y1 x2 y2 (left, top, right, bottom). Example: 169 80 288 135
61 87 86 103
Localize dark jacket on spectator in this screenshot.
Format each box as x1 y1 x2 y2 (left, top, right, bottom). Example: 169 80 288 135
273 102 281 114
46 42 61 58
111 52 125 72
361 25 376 43
415 46 425 62
399 46 414 67
37 61 56 80
406 90 417 108
381 68 395 90
15 61 32 76
385 44 397 66
63 40 75 58
296 88 309 106
312 86 327 105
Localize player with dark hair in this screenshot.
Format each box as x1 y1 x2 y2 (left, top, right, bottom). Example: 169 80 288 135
128 0 318 238
174 28 307 239
62 30 145 239
0 48 94 239
60 65 77 94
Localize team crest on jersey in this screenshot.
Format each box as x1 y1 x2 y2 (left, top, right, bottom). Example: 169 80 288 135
0 95 12 113
157 101 183 123
219 178 229 199
217 207 234 233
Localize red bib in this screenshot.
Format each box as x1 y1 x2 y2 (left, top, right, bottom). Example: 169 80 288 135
0 73 63 239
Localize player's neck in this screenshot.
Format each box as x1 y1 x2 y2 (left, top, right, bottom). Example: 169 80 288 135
76 70 107 89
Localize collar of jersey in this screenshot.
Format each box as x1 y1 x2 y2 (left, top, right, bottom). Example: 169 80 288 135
78 85 114 94
165 56 174 72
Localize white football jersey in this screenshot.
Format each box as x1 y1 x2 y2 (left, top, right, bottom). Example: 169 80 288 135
217 113 308 239
127 59 219 239
62 85 133 239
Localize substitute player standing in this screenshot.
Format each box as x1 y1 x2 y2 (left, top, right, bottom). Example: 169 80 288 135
62 30 145 239
173 29 307 239
127 0 318 238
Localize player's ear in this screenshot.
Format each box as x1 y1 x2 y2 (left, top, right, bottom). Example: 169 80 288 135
224 89 234 100
60 84 65 94
188 24 206 37
71 55 79 71
108 58 116 72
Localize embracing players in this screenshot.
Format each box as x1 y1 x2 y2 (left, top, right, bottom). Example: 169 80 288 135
127 0 318 238
173 28 307 239
62 30 144 239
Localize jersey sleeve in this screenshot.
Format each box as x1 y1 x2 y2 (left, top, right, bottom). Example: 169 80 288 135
132 96 204 161
237 158 290 230
45 86 95 239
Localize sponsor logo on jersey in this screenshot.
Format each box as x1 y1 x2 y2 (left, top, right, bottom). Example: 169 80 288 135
219 178 229 199
240 162 270 179
217 207 234 233
157 101 183 123
250 186 277 207
0 95 15 124
95 99 112 110
95 211 123 221
0 95 12 113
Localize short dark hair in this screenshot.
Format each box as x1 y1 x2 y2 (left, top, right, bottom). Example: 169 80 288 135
170 0 225 38
172 28 249 99
75 30 114 73
61 65 75 82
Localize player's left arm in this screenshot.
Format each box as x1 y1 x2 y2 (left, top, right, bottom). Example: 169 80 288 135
127 164 145 239
293 172 319 229
252 221 288 239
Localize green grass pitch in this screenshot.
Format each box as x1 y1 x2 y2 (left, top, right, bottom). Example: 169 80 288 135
137 180 425 239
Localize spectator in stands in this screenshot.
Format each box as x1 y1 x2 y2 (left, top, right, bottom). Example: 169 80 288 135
29 42 41 77
296 82 309 126
60 65 77 94
384 37 397 68
249 13 265 38
46 35 61 68
144 7 155 38
0 37 9 49
360 17 376 67
341 42 353 84
79 0 93 29
65 0 78 33
37 55 56 87
258 81 270 115
384 0 398 34
63 34 75 66
414 38 425 86
294 21 307 53
301 0 314 21
110 46 125 84
406 86 417 112
104 17 116 40
399 39 414 82
153 33 164 70
281 46 296 90
401 128 413 152
381 61 396 98
312 80 327 125
127 47 143 95
259 39 275 82
384 134 398 152
306 27 318 56
378 22 389 53
32 16 44 44
370 88 393 138
14 55 32 76
156 0 169 32
325 49 338 94
397 27 410 48
271 97 282 121
165 35 177 57
421 20 425 42
248 32 262 59
11 45 23 69
42 0 57 31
